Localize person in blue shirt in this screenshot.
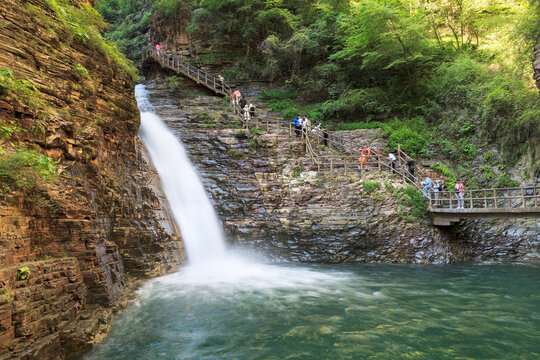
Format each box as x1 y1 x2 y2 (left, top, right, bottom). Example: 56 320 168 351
422 177 432 199
293 117 301 137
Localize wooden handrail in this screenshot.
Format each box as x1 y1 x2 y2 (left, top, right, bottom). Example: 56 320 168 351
429 186 540 209
142 46 232 96
144 45 540 215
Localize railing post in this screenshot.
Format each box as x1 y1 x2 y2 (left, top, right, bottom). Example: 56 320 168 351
521 187 525 208
330 157 333 172
494 190 498 208
468 190 472 209
397 144 402 169
344 158 347 174
484 190 487 208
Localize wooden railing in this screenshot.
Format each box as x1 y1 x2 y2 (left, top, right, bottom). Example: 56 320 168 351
142 47 231 96
429 186 540 210
145 47 539 218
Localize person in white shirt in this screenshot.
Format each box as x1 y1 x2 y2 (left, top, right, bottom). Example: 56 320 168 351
388 153 397 173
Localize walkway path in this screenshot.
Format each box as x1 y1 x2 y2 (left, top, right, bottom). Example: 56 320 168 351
143 48 540 226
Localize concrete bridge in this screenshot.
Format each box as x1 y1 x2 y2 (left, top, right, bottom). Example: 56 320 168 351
143 47 540 227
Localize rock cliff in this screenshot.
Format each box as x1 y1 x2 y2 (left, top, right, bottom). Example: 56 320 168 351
0 0 183 358
143 82 539 265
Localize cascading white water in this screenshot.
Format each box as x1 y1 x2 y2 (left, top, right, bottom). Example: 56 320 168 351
136 85 226 265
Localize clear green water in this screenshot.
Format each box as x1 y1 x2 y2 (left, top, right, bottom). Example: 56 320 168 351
82 262 540 359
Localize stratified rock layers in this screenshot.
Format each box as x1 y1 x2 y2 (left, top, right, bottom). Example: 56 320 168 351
0 0 182 358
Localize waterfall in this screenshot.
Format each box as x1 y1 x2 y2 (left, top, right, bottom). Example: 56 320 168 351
135 85 227 265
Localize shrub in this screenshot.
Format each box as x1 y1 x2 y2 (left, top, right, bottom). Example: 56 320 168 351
320 88 392 121
402 186 428 221
0 148 57 193
195 112 214 122
0 119 20 141
166 75 180 90
250 126 264 136
493 174 519 188
43 0 138 81
363 181 381 194
235 130 247 139
388 127 428 157
228 150 244 159
74 63 90 79
17 267 31 280
432 162 456 188
0 67 44 111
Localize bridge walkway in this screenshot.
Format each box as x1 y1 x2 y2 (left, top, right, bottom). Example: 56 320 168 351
145 47 540 226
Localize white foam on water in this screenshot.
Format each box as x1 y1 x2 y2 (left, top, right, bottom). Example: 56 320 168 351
135 84 355 295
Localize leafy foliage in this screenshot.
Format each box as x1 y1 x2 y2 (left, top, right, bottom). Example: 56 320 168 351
74 63 90 79
363 181 381 194
0 148 57 193
401 185 428 221
0 67 44 111
97 0 540 177
45 0 138 80
17 267 31 281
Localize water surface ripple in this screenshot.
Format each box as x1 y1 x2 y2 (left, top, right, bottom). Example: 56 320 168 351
83 263 540 359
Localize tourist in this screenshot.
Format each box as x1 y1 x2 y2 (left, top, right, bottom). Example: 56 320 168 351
239 97 247 111
218 74 224 91
155 44 162 55
301 116 308 138
234 90 241 106
407 160 415 181
249 103 256 118
244 104 250 123
455 179 465 209
231 92 236 111
323 129 328 146
303 115 311 133
293 117 301 137
422 177 432 199
388 152 397 173
433 179 441 205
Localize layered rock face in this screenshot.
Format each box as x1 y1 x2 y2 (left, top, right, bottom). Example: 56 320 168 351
144 82 539 264
0 0 183 358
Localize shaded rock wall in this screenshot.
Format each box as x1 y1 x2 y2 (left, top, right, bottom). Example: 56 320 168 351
451 218 540 262
144 82 539 264
0 0 183 358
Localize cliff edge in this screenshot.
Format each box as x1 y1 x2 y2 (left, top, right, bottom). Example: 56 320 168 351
0 0 183 358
